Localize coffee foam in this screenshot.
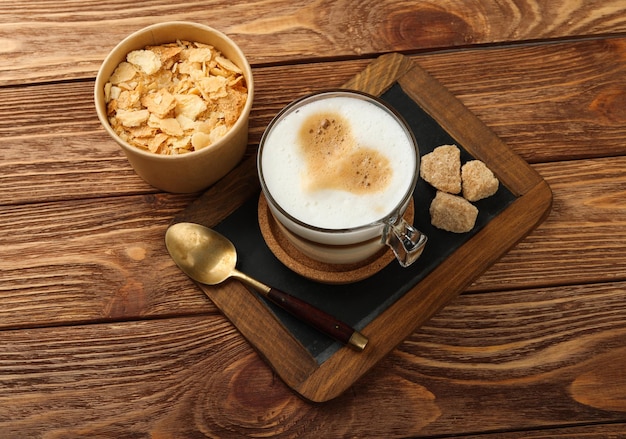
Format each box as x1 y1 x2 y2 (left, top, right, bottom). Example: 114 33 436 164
261 95 416 230
298 112 392 194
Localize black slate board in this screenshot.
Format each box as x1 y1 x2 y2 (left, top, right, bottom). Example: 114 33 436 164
214 82 517 363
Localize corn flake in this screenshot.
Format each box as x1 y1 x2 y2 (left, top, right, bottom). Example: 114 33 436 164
104 40 248 155
127 50 162 75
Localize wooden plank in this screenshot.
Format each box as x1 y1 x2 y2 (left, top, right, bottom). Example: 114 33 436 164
1 156 624 331
2 1 626 85
396 281 626 436
0 194 213 330
3 37 626 206
464 424 626 439
1 282 625 437
417 37 626 164
470 156 626 291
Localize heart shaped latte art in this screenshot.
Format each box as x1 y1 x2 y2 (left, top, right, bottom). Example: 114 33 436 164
298 111 391 194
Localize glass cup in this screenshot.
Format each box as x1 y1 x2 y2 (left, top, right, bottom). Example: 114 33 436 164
257 90 427 267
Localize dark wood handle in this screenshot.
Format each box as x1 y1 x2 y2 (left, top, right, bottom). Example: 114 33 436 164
266 288 368 351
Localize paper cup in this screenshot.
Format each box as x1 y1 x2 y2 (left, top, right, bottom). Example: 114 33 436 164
94 21 254 193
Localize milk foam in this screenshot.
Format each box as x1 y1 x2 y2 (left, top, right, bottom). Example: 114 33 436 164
260 95 416 230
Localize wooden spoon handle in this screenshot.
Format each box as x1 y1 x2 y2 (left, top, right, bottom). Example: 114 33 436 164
266 287 368 351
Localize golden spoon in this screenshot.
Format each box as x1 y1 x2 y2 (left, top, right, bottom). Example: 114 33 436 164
165 222 368 351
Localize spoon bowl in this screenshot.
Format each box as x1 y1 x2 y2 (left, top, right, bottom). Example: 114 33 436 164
166 222 236 285
165 222 368 351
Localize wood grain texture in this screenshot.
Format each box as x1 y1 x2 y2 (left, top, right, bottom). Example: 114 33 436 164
1 282 625 437
2 0 626 434
2 50 626 331
3 37 626 206
1 157 623 330
417 37 626 163
0 194 210 330
2 0 626 85
470 156 626 291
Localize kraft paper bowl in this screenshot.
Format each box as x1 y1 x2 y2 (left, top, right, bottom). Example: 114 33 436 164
94 21 254 193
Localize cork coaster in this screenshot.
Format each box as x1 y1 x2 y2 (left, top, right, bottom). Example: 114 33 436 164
258 194 415 284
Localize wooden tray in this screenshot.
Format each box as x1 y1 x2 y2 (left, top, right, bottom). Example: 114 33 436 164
171 53 552 402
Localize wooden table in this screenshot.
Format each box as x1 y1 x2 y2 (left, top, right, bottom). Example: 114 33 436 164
2 1 626 437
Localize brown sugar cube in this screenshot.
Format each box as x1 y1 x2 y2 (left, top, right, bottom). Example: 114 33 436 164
462 160 499 201
419 144 462 194
429 191 478 233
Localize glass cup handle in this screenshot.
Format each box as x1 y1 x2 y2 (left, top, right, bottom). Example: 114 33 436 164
383 218 427 267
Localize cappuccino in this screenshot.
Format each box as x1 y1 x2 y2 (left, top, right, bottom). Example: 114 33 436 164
260 92 416 231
